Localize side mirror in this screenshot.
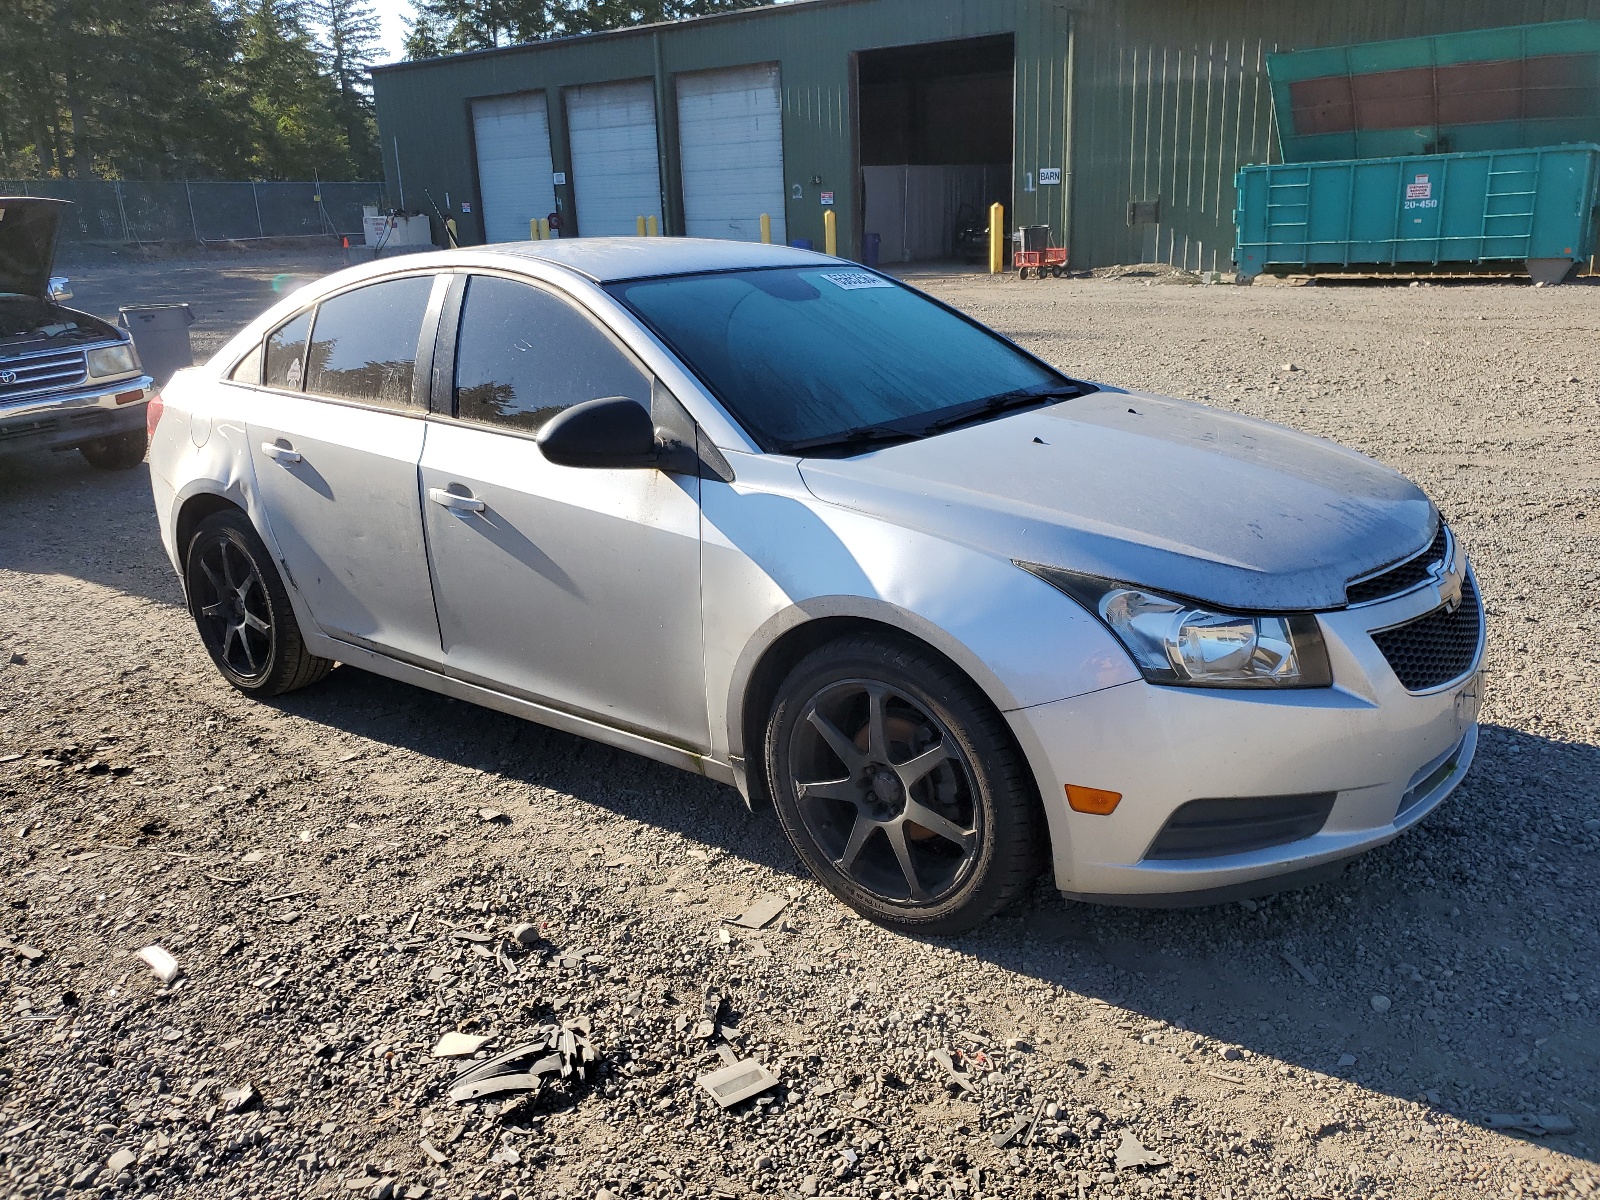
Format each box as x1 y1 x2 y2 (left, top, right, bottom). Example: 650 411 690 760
537 396 659 469
48 276 73 302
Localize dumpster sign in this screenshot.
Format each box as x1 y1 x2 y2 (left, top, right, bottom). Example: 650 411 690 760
1404 174 1437 210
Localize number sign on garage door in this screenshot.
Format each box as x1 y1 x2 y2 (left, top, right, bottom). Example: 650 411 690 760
567 80 662 238
472 92 557 245
677 64 787 244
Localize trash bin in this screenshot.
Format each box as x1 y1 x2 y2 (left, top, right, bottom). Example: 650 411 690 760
790 238 814 251
1019 225 1051 253
861 232 881 269
118 304 195 387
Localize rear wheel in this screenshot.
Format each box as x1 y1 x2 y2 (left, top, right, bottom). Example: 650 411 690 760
765 633 1045 934
79 429 147 470
184 510 333 696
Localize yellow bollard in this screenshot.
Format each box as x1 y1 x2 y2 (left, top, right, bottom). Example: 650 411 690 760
647 215 659 237
824 209 837 257
636 215 647 237
538 217 551 240
445 218 458 249
530 218 540 241
760 213 772 244
989 203 1005 274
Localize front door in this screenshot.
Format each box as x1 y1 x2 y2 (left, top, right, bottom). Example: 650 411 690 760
419 273 708 750
246 274 443 664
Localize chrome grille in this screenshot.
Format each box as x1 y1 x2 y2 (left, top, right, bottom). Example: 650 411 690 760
1371 573 1483 692
0 347 88 401
1345 525 1450 606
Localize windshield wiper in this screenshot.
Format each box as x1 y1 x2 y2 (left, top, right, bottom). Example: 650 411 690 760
924 384 1087 433
781 424 925 456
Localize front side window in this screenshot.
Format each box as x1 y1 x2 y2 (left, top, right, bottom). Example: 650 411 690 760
608 267 1073 452
264 311 311 391
454 274 650 433
305 275 434 409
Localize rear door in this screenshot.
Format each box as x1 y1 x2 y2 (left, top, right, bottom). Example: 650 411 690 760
473 92 557 244
246 273 445 664
418 272 709 750
566 79 662 236
677 64 787 244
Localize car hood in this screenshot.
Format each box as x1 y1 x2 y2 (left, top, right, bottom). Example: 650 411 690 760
797 389 1436 612
0 197 66 298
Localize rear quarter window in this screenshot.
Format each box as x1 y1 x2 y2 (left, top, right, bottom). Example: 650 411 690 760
228 343 262 385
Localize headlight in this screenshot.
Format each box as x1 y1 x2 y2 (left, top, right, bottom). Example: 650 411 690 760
1019 562 1333 689
86 342 140 380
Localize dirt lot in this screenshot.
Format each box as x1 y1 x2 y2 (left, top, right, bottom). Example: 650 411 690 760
2 247 1597 1200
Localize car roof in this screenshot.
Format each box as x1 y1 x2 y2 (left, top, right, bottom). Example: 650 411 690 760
484 236 835 283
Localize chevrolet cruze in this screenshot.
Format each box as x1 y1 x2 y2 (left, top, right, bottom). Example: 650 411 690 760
147 239 1484 932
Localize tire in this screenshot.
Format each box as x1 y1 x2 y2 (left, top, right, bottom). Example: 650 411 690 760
184 509 333 696
79 429 147 470
765 633 1045 934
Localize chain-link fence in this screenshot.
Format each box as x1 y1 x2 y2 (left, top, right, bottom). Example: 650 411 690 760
0 180 390 243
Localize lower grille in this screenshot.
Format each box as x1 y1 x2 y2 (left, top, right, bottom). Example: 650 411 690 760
1144 792 1337 860
1371 574 1483 692
0 347 88 400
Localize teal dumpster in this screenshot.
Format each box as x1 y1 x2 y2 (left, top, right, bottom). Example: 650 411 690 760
1235 143 1600 282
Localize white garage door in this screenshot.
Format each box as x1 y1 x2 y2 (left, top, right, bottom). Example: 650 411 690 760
676 64 787 244
472 92 556 245
567 79 662 238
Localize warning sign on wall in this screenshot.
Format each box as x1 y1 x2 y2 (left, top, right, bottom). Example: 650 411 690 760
1405 175 1432 200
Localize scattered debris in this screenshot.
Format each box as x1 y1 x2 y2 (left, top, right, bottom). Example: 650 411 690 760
929 1048 975 1093
432 1032 491 1058
991 1113 1031 1149
510 922 540 947
1370 995 1392 1014
1337 1053 1358 1068
727 893 788 930
13 944 43 962
419 1138 449 1165
1281 949 1319 986
696 1057 779 1108
1486 1113 1577 1137
220 1083 258 1114
479 808 508 823
1113 1131 1169 1171
137 945 180 984
448 1020 598 1103
1205 1070 1246 1086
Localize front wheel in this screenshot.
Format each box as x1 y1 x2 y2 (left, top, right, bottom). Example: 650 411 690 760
765 633 1045 934
184 509 333 696
79 429 147 470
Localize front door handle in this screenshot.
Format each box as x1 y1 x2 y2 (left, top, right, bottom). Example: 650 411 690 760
261 442 302 465
428 487 486 514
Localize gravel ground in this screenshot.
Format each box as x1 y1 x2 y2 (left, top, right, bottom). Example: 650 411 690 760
2 250 1598 1200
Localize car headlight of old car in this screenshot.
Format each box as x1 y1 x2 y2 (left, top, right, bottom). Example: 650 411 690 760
86 342 141 380
1019 563 1333 688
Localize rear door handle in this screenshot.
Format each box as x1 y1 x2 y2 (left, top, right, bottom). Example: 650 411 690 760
261 443 301 465
428 487 486 514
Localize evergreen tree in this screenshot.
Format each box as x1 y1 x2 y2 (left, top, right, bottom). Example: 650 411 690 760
309 0 383 176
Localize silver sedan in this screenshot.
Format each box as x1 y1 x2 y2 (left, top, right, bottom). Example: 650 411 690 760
147 239 1484 932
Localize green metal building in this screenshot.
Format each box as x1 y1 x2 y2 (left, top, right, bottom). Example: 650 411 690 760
371 0 1600 272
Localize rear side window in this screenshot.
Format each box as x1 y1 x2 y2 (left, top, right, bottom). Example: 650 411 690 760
264 311 310 391
228 343 262 385
454 275 649 433
305 275 434 409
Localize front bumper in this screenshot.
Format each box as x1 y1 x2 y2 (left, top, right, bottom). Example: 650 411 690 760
1011 562 1484 904
0 376 153 457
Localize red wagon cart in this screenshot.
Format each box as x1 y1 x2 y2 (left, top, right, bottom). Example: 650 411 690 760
1013 225 1068 279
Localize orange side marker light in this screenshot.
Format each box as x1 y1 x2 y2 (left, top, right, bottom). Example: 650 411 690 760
1066 784 1122 815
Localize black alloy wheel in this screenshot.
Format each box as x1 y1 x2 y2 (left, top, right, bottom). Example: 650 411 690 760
184 510 333 696
766 633 1045 934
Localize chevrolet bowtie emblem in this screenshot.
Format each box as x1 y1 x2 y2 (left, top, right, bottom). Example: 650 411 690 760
1433 562 1464 613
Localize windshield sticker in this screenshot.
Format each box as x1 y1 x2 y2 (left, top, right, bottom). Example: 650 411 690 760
820 271 894 291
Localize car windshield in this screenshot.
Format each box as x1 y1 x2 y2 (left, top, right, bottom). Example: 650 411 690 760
607 266 1078 454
